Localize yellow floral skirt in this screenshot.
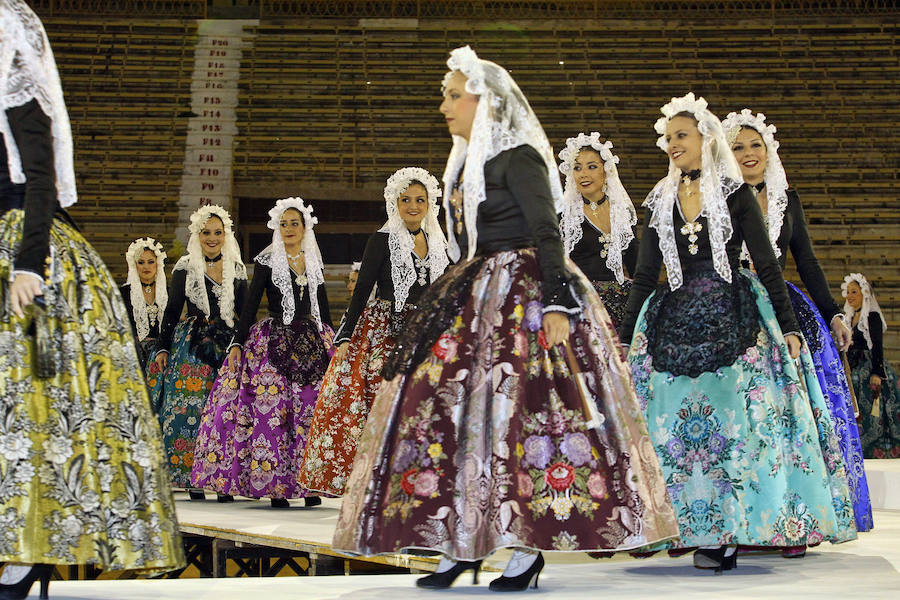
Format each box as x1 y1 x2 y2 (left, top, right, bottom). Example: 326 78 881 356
0 210 184 573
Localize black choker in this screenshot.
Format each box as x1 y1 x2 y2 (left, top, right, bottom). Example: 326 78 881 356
204 254 222 264
582 195 607 207
408 227 423 236
681 169 701 181
753 181 766 192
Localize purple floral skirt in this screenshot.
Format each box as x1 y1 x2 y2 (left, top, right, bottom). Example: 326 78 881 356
332 249 679 560
191 317 334 499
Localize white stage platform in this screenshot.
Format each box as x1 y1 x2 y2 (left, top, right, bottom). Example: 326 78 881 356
17 461 900 598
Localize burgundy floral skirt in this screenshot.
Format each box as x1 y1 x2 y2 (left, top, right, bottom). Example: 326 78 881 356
332 249 679 560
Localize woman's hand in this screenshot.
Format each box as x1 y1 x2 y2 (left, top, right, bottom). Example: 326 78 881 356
830 315 852 352
9 273 43 319
227 346 242 367
154 350 169 372
542 312 570 347
785 333 802 359
870 374 883 391
333 341 350 363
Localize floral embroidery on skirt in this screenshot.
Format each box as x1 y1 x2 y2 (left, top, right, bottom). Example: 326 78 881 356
298 299 402 496
628 268 857 549
0 210 183 572
191 317 334 498
333 249 679 560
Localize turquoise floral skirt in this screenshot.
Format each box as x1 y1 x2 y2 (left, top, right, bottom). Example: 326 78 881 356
628 268 857 549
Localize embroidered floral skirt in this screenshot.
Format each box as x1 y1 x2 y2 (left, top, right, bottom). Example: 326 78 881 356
332 249 679 560
148 316 231 488
0 210 184 572
191 317 334 498
135 337 158 371
591 279 632 332
788 282 873 531
628 268 857 549
848 346 900 459
298 299 400 496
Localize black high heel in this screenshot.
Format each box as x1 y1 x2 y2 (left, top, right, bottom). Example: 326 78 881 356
270 498 290 508
693 546 737 574
304 496 321 508
416 560 482 589
0 564 53 600
188 489 206 501
216 493 234 503
489 552 544 592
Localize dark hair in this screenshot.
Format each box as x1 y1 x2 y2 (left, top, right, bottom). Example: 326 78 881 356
281 207 305 227
403 179 428 196
576 145 605 163
672 110 699 124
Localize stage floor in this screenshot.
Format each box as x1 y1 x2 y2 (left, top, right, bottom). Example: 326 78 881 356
19 461 900 598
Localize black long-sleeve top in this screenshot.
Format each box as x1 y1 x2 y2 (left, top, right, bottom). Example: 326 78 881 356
0 99 60 275
233 261 333 346
620 184 801 343
157 268 248 352
120 282 162 340
770 190 841 322
448 144 577 310
333 231 430 344
570 217 639 282
851 313 886 378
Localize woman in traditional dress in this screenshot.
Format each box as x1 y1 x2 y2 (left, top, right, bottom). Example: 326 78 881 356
150 204 247 498
297 168 448 497
557 132 638 330
332 46 678 592
0 2 183 597
620 93 856 572
842 272 900 458
723 109 873 540
121 237 167 369
191 198 334 507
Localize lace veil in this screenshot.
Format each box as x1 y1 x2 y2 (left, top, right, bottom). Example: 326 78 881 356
645 92 743 290
441 45 563 262
558 132 636 284
842 272 887 351
125 237 167 341
723 109 789 260
0 0 76 207
378 167 449 311
256 197 325 329
172 205 246 328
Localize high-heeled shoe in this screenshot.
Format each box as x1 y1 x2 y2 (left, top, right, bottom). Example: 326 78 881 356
216 493 234 503
489 552 544 592
188 489 206 501
270 498 290 508
0 564 53 600
304 496 321 508
416 560 482 589
693 547 737 574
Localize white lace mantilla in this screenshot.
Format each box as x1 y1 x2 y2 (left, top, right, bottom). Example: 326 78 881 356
257 197 325 329
723 109 790 261
558 132 636 284
125 237 168 341
842 272 887 351
176 205 246 327
441 45 563 262
379 167 449 311
649 93 744 290
0 0 76 206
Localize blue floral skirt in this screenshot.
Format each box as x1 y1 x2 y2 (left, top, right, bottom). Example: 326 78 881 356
787 282 873 531
628 268 857 548
849 346 900 459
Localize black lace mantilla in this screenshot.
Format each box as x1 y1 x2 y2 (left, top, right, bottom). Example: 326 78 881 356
381 256 485 380
268 318 330 386
787 285 824 355
189 318 233 368
644 269 760 377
